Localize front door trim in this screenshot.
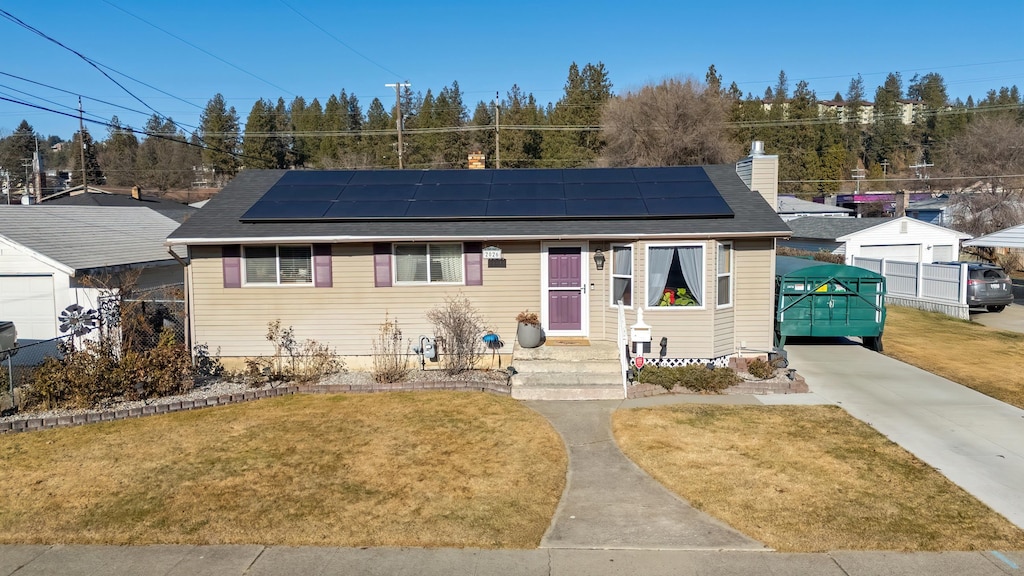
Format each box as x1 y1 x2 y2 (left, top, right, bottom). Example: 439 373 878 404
541 241 589 337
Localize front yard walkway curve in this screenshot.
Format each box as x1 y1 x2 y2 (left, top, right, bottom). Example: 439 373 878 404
528 400 765 550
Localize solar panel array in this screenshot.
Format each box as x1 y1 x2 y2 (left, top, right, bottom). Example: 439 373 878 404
240 167 734 221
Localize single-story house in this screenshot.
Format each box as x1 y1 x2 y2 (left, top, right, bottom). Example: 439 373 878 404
0 206 185 342
777 195 853 221
782 216 971 264
907 194 954 226
41 185 198 223
167 151 791 369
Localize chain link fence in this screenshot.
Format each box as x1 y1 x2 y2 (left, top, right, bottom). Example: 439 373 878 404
1 284 186 412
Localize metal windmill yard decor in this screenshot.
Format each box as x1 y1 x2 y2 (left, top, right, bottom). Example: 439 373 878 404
59 304 100 336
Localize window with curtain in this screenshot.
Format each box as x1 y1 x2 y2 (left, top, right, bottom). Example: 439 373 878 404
611 244 633 307
243 245 313 285
717 242 732 308
395 243 463 284
646 244 703 308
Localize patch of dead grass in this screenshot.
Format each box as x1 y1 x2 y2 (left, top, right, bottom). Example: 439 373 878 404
884 306 1024 409
613 404 1024 552
0 392 566 548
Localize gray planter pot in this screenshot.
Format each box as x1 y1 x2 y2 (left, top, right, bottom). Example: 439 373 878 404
516 322 543 348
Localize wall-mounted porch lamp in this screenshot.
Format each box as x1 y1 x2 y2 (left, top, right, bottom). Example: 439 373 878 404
593 249 606 270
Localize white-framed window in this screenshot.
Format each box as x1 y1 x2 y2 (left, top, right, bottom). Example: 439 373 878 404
610 244 633 307
394 243 463 284
717 242 733 308
244 245 313 285
645 243 705 309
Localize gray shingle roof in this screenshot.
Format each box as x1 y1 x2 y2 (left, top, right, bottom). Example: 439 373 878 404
778 196 853 214
787 216 895 240
0 206 182 273
168 165 790 243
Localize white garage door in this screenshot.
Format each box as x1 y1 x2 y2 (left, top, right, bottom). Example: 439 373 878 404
859 244 921 262
0 275 56 340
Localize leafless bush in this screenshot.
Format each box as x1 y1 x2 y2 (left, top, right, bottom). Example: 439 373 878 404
372 313 410 383
426 294 485 375
600 77 740 167
262 320 344 383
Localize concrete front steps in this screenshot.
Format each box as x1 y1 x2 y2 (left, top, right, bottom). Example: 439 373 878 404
510 339 626 400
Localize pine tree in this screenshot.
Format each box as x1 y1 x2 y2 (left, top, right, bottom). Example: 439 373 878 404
0 120 38 189
363 97 394 167
543 62 613 167
136 115 198 190
500 85 544 168
198 94 240 183
866 73 908 171
98 115 139 186
242 99 278 169
273 97 291 168
69 128 104 188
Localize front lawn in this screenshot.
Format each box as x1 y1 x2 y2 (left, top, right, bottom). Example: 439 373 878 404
613 404 1024 552
884 306 1024 409
0 392 566 548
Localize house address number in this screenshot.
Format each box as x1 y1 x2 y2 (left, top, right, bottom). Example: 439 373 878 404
482 246 502 260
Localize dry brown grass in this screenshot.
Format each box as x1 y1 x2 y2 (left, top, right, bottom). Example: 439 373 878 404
884 306 1024 409
0 392 566 547
613 404 1024 552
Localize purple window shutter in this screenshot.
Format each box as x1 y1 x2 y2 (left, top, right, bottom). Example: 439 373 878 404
373 243 392 287
313 244 333 288
464 242 483 286
222 245 241 288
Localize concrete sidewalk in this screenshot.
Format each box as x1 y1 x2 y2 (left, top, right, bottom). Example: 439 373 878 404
1 545 1022 576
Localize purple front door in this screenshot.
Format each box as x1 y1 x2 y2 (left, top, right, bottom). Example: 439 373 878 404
547 247 583 332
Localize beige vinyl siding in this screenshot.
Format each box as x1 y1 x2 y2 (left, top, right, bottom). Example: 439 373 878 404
189 242 541 359
733 239 775 353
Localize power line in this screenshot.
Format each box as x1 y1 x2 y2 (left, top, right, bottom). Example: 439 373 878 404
100 0 295 97
278 0 404 80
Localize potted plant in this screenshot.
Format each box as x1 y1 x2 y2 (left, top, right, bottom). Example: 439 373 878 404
515 310 543 348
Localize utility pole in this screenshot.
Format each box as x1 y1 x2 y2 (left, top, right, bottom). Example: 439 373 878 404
385 82 410 169
494 92 500 169
851 168 866 194
21 158 32 203
78 97 88 193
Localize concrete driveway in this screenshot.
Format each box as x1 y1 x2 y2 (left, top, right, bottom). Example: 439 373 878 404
786 339 1024 530
970 301 1024 333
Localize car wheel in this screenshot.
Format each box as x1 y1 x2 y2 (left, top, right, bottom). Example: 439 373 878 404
986 305 1006 313
863 336 884 352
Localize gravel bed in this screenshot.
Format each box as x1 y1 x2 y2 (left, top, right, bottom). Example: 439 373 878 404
0 369 510 424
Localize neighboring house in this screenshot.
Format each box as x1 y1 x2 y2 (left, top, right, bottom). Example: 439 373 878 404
907 194 954 226
0 206 185 342
777 195 852 221
167 154 790 369
782 216 971 264
40 185 198 223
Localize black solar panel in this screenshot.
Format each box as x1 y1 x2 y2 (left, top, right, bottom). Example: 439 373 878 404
492 169 563 184
262 185 344 202
240 167 734 222
564 183 641 199
489 183 564 200
278 171 355 185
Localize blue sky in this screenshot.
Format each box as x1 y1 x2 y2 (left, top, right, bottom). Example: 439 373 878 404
1 0 1022 139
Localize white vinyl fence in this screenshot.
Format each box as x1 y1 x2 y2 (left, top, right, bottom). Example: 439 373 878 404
852 257 970 319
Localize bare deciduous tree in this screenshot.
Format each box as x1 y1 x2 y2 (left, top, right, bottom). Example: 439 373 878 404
599 78 740 167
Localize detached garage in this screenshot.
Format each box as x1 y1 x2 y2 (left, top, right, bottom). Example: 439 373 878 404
0 206 185 343
782 216 970 265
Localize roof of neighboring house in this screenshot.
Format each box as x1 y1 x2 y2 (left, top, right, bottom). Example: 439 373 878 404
168 165 791 244
0 206 182 275
778 196 853 215
907 195 950 211
964 224 1024 249
42 188 197 223
788 216 970 241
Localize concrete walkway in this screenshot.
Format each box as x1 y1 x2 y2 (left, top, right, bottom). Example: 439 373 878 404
527 401 763 550
787 339 1024 530
2 545 1022 575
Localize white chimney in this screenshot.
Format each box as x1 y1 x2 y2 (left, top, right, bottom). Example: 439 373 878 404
736 141 778 209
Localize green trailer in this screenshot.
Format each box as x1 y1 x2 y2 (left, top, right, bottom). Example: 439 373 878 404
774 256 886 352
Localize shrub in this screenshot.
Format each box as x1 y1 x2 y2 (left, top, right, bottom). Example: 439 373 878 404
256 320 343 384
427 294 485 375
777 246 845 264
746 357 776 380
372 314 410 383
637 363 740 394
193 343 225 382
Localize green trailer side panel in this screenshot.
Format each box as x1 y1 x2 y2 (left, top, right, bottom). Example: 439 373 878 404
775 256 886 343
